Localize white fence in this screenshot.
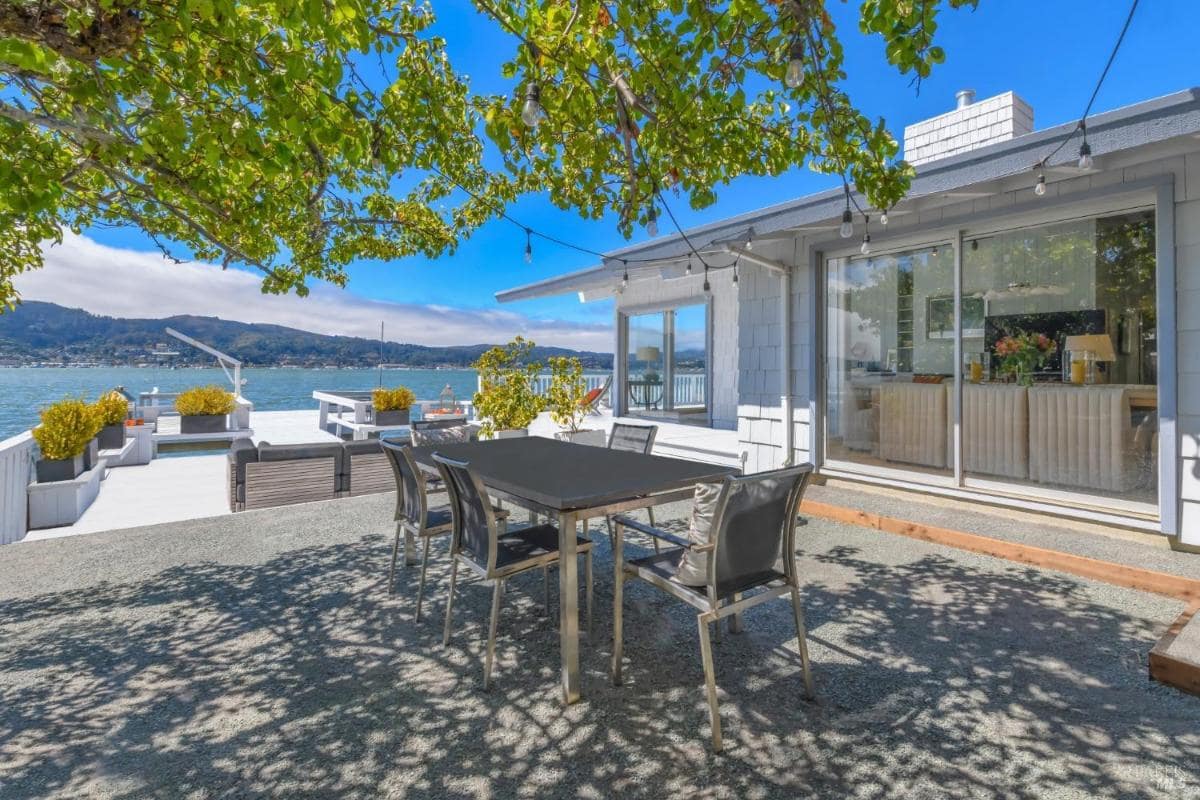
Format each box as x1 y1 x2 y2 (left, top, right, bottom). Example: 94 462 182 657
479 373 612 403
0 432 35 545
478 373 705 409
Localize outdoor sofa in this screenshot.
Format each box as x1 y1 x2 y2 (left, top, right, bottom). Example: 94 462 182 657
227 439 394 511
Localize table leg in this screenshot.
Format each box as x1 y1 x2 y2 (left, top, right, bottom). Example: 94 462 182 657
612 518 624 685
558 510 581 704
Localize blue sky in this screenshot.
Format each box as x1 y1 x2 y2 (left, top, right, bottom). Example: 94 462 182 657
23 0 1192 349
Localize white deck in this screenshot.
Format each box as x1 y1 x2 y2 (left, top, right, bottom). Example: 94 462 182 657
19 409 743 541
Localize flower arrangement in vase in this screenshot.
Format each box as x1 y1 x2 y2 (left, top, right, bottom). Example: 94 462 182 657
994 331 1056 387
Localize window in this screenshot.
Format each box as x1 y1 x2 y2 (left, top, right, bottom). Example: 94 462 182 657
824 207 1159 518
621 302 709 424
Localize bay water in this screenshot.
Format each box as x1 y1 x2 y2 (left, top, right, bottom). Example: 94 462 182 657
0 367 481 441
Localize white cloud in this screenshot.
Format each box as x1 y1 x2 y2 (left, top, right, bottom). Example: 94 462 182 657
13 233 612 352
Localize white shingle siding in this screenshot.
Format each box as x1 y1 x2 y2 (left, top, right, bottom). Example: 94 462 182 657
903 92 1034 166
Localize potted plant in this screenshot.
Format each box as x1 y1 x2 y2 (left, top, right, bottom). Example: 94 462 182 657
176 385 236 433
995 331 1057 387
545 356 606 446
372 386 416 426
32 398 97 482
93 391 129 450
472 337 545 439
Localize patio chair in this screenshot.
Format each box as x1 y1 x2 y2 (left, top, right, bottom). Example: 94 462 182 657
435 452 594 690
579 374 612 416
380 441 507 621
604 422 660 552
611 464 816 752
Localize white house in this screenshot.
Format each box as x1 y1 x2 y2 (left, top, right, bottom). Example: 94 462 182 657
498 88 1200 545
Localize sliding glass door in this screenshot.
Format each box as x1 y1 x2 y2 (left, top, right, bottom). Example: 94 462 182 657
620 302 710 423
823 206 1159 519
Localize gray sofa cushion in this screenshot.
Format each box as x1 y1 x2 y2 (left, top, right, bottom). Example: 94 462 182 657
411 424 474 446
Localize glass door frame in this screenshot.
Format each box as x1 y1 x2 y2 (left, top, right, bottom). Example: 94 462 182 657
814 180 1177 534
616 296 714 424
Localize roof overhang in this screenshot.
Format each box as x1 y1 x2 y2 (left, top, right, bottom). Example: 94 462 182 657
496 88 1200 303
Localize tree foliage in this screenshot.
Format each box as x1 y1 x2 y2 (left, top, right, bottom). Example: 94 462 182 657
0 0 977 307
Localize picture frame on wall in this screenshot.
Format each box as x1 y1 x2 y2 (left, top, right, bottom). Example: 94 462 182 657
926 294 985 339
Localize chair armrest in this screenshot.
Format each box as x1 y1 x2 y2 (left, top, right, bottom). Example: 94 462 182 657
611 514 697 550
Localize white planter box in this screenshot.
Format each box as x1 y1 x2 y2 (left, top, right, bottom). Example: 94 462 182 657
555 429 607 447
28 460 105 529
493 428 529 439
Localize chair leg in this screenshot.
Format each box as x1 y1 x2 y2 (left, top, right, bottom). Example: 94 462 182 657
584 548 593 637
484 579 503 690
605 516 614 550
403 526 417 566
415 536 432 622
388 528 401 594
729 593 744 634
789 583 815 699
647 507 660 554
611 524 624 685
442 557 459 647
697 614 722 752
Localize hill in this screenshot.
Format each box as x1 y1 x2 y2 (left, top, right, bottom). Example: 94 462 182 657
0 302 613 369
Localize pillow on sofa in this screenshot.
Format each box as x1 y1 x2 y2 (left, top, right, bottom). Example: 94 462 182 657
672 481 724 587
412 425 473 446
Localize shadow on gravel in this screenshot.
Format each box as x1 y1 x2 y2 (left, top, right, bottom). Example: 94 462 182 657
1 515 1198 798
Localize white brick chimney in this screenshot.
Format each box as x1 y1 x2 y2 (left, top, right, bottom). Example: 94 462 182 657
903 90 1033 166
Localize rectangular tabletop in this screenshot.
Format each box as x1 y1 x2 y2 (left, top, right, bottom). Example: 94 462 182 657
410 437 737 512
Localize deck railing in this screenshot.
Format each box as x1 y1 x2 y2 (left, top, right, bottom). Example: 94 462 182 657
0 431 35 545
475 372 704 408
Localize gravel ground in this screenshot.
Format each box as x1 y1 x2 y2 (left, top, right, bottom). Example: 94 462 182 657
1 493 1199 799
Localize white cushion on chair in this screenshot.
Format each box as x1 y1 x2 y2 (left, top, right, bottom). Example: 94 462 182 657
411 425 472 446
672 481 722 586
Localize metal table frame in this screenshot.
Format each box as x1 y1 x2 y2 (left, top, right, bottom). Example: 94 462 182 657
411 439 735 704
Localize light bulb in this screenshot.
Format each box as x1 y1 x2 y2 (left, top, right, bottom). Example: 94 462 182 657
745 237 754 251
521 84 545 127
685 258 693 276
524 243 532 263
784 41 804 89
646 208 658 237
839 208 853 239
703 278 711 293
1034 173 1046 197
860 234 871 256
785 58 804 89
732 269 739 284
880 211 889 226
621 270 629 289
1078 142 1093 169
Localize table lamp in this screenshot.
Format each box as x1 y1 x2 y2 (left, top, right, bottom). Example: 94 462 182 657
1065 334 1116 384
636 346 661 380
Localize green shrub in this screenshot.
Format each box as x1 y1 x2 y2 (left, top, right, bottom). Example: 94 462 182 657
472 336 545 437
175 385 236 416
373 386 416 412
32 397 97 461
93 391 129 427
544 356 589 433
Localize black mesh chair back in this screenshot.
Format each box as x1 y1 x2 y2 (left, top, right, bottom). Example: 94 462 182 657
708 465 812 597
381 440 425 523
608 422 657 455
433 453 499 570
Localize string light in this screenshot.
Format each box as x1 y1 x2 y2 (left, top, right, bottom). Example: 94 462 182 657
1034 172 1047 197
685 255 693 276
745 232 754 251
839 186 854 238
784 40 804 89
703 263 711 293
732 255 739 284
860 216 871 256
621 261 629 290
521 83 546 127
1078 123 1094 169
523 228 533 263
880 209 889 226
646 206 659 237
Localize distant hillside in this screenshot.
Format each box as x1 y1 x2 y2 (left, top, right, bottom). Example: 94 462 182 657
0 302 613 369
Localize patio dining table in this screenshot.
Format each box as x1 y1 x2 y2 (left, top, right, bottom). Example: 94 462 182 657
410 436 738 704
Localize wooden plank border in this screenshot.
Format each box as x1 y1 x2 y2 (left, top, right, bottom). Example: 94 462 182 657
1149 607 1200 696
799 499 1200 605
